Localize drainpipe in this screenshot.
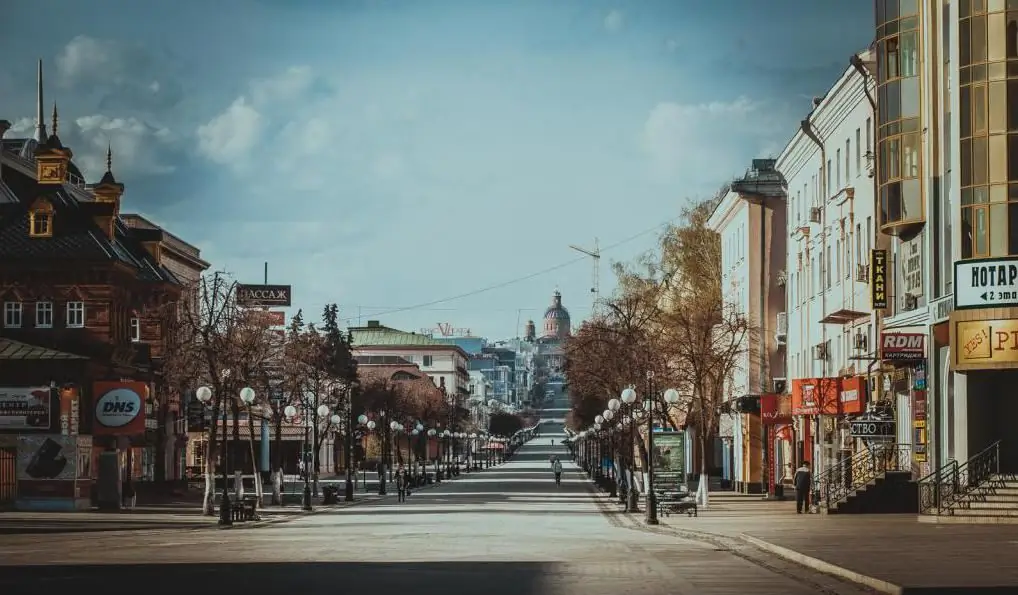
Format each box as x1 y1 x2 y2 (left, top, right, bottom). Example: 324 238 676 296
801 116 827 476
850 52 884 410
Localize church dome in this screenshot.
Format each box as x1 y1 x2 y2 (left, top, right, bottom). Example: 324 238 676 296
542 291 571 339
544 291 570 320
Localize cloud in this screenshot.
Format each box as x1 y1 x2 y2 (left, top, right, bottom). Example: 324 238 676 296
642 96 773 185
54 36 184 113
196 98 263 165
604 10 624 32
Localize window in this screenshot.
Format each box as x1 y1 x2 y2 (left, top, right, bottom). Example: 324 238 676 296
827 160 832 196
423 355 433 367
846 139 851 181
29 209 52 237
35 301 53 328
835 238 842 283
856 128 862 174
855 223 862 274
846 230 853 279
130 317 141 342
826 246 832 288
836 149 842 189
3 302 22 328
66 301 85 328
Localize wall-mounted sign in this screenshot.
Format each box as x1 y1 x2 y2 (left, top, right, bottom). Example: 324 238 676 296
92 382 148 436
0 387 51 430
901 236 924 298
760 393 792 424
913 391 928 462
420 323 473 337
955 318 1018 367
242 310 286 327
881 332 926 361
955 257 1018 309
236 284 292 307
850 419 895 438
871 249 888 308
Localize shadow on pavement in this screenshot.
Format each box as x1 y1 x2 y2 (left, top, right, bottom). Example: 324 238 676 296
0 562 568 595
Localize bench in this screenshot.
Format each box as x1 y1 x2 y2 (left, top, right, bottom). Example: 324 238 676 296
656 489 697 517
230 496 258 522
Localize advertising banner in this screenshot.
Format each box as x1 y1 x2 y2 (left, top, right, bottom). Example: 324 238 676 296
652 431 686 490
17 434 77 481
92 382 149 436
0 387 52 430
59 387 80 436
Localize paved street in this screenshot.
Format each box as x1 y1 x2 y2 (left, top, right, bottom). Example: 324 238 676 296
0 433 876 595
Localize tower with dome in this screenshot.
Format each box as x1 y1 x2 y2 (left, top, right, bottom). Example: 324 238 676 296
530 290 572 410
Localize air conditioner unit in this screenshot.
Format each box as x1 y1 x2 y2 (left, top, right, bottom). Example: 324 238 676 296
856 264 869 283
854 332 868 351
903 293 919 311
776 312 788 338
772 378 787 394
809 207 822 223
814 342 829 360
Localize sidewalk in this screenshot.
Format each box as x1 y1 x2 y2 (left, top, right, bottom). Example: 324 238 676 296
602 492 1018 593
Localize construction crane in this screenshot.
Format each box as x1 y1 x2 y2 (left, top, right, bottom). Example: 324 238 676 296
569 238 600 315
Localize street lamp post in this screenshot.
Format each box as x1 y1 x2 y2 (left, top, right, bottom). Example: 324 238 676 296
239 387 257 508
283 404 312 511
197 386 232 525
621 388 639 513
428 428 439 483
314 403 330 498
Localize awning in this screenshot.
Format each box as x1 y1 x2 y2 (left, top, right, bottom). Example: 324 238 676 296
821 308 871 325
0 338 87 360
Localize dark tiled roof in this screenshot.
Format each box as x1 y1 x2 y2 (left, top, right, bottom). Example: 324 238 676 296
0 338 87 360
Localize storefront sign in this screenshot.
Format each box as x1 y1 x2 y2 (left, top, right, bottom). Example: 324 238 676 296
791 378 861 416
955 319 1018 366
850 419 895 438
871 250 888 308
913 391 928 462
236 284 292 307
881 333 926 361
92 382 148 436
901 236 923 299
760 393 792 424
59 388 79 436
955 256 1018 309
0 387 52 430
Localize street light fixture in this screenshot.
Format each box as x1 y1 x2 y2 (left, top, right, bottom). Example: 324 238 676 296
197 385 232 525
427 428 439 482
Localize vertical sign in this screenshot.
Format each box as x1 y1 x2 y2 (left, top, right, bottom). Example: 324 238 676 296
913 390 928 463
871 249 888 308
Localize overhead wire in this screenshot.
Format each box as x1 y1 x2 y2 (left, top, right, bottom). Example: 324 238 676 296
339 215 678 323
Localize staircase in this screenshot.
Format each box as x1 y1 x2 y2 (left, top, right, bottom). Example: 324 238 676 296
814 443 918 514
919 441 1018 524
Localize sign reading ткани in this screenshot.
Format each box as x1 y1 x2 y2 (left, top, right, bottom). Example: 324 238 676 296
236 284 292 308
955 257 1018 309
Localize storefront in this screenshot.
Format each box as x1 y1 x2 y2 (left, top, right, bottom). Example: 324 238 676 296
791 377 865 475
879 331 928 474
761 393 792 497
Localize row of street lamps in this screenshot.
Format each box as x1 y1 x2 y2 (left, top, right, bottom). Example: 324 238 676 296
568 383 680 526
195 384 517 524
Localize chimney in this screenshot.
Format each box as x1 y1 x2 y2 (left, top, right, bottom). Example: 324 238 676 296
367 320 380 328
0 120 10 139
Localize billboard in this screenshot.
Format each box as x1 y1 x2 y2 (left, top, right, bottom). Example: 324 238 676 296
0 387 52 430
17 434 77 481
236 284 292 307
652 431 686 489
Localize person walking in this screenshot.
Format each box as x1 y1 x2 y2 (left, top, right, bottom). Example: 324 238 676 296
395 465 407 503
793 461 812 514
551 457 563 486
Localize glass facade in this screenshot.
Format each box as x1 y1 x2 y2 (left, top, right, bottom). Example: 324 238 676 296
958 0 1018 258
877 0 925 233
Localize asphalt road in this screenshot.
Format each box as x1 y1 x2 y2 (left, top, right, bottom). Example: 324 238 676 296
0 433 876 595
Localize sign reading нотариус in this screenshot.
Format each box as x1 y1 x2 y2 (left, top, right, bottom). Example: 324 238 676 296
955 257 1018 309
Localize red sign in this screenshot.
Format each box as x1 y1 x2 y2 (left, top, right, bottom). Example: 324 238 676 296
881 332 926 361
243 310 285 327
760 393 792 425
91 382 148 436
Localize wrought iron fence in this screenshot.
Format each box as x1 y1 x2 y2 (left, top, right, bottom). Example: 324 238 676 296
813 443 912 511
918 440 1000 515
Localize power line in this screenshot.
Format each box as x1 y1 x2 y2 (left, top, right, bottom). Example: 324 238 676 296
340 216 675 323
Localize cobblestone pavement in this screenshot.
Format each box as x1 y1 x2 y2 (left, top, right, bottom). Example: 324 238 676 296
0 436 876 595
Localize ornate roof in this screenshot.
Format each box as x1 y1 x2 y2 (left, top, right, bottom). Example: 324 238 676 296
543 290 570 321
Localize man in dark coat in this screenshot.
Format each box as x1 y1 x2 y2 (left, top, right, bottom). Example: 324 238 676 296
793 461 812 514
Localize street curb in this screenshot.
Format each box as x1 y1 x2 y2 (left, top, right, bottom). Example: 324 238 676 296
737 533 901 595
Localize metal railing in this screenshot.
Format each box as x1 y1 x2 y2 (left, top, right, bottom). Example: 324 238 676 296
813 443 912 511
918 440 1000 516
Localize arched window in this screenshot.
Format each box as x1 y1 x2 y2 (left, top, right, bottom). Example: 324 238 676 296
28 200 54 238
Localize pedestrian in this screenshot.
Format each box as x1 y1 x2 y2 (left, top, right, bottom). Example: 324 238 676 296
551 456 563 486
793 461 812 514
396 465 407 503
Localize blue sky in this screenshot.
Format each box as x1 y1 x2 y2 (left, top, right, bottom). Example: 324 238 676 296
1 0 871 338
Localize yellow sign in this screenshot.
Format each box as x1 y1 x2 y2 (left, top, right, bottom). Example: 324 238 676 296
871 249 887 308
956 319 1018 365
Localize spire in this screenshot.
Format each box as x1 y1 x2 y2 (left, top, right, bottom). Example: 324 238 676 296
33 60 46 142
51 102 59 137
106 144 113 172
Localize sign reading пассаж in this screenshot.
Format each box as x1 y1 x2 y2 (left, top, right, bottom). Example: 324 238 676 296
236 284 292 307
955 256 1018 309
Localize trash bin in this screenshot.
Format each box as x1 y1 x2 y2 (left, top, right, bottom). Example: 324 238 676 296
322 485 338 504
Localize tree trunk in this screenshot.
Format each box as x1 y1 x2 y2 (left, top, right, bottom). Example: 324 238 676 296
154 401 167 482
246 415 263 507
231 399 243 498
697 426 710 508
202 401 220 515
272 413 283 505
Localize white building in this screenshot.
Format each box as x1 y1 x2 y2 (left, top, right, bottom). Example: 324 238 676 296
776 54 878 475
707 159 787 494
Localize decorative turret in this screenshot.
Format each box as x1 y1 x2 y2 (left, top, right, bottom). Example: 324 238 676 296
91 146 124 241
34 103 73 185
525 320 536 342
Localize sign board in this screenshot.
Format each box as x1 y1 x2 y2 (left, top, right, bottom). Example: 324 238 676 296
881 332 926 361
850 419 895 438
760 393 792 425
871 249 888 308
92 382 148 436
955 257 1018 309
0 387 52 430
955 319 1018 367
652 431 686 489
236 284 292 307
242 309 286 327
17 434 77 480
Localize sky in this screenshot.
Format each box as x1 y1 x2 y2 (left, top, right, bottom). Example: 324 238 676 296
0 0 872 339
